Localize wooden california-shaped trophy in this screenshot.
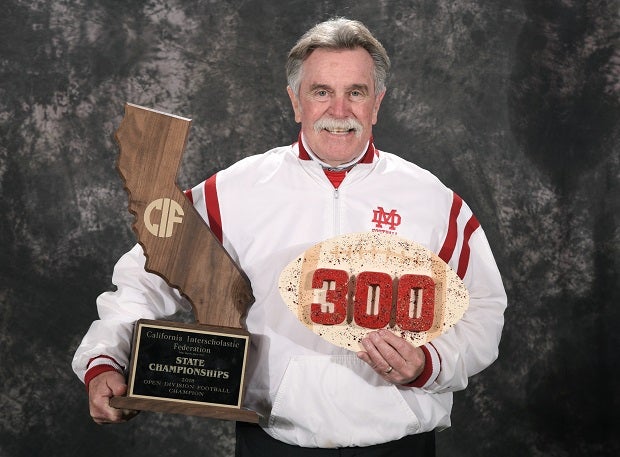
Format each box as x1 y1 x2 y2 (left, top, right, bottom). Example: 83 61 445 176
108 103 259 423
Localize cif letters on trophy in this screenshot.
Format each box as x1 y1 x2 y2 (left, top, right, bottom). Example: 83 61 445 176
108 103 258 423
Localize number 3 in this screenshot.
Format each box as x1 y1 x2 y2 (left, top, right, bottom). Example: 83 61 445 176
310 268 435 332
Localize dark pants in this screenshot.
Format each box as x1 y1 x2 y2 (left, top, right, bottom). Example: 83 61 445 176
235 422 435 457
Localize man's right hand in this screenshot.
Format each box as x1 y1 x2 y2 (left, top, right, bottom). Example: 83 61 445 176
88 371 139 424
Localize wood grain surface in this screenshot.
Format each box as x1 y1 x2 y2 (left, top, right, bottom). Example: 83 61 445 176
115 103 254 329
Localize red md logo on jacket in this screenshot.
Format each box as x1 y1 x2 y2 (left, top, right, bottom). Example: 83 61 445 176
372 206 402 232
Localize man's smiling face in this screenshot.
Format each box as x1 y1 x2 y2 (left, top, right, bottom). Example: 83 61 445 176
287 47 385 167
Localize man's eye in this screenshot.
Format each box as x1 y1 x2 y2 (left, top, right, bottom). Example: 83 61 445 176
316 90 328 96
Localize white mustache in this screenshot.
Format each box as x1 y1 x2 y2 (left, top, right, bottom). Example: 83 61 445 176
313 117 363 138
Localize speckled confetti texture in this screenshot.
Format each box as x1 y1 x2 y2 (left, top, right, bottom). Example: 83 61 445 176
0 1 618 456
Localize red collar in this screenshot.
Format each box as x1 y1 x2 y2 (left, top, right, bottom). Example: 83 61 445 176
323 169 348 189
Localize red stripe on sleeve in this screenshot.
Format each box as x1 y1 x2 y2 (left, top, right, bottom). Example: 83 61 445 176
405 345 433 387
84 364 121 391
204 174 223 243
438 193 463 263
457 215 480 279
85 355 124 391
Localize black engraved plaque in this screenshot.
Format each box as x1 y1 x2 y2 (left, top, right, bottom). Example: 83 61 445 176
126 320 249 408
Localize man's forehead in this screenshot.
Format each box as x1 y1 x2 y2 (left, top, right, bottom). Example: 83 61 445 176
303 47 374 65
300 48 375 86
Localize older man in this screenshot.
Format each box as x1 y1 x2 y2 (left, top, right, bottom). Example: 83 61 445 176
73 18 506 457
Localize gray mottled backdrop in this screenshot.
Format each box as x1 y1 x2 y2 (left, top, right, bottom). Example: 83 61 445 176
1 0 618 456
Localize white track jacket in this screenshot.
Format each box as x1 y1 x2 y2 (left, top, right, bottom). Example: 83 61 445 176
72 139 506 448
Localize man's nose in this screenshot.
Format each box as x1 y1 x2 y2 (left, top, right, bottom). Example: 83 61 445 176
328 94 351 117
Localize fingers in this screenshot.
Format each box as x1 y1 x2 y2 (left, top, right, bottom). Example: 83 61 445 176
358 330 397 373
357 329 425 384
93 407 140 425
88 371 138 424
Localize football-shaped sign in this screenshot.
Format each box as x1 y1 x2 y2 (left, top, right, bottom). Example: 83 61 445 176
278 232 469 350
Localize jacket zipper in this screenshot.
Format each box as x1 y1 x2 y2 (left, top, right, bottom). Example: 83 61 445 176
333 188 340 235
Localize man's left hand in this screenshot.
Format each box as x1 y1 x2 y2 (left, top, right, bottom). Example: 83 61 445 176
357 329 425 384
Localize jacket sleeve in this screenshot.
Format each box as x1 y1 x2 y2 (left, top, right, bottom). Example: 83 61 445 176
424 224 507 393
71 243 192 383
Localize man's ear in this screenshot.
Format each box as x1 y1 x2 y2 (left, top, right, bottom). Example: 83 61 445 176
287 86 302 123
372 90 386 125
